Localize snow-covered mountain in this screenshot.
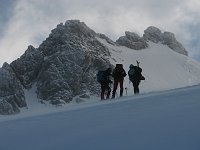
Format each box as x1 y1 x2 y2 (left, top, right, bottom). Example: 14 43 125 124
1 20 200 115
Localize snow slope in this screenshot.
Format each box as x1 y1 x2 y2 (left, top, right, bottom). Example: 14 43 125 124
0 85 200 150
97 38 200 94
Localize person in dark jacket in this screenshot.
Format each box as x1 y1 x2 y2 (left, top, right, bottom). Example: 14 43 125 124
128 63 145 94
98 68 112 100
111 64 126 98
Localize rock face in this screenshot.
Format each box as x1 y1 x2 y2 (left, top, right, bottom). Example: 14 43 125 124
0 20 112 114
10 45 44 89
143 26 163 43
0 63 26 114
116 31 148 50
162 32 188 56
143 26 188 55
36 20 112 103
97 33 116 45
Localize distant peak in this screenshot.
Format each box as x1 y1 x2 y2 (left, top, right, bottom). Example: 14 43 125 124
145 26 162 33
27 45 35 50
64 20 83 26
143 26 162 43
116 31 148 50
64 20 96 37
143 26 188 55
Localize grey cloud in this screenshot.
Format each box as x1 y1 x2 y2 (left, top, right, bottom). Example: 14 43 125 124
0 0 200 65
0 0 16 37
171 1 200 59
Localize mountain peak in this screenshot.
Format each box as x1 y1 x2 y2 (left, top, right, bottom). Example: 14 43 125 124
51 20 96 38
143 26 188 55
143 26 162 43
116 31 148 50
162 32 188 55
64 20 96 37
115 26 187 55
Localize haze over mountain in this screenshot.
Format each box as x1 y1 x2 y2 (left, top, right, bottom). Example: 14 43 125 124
1 20 200 115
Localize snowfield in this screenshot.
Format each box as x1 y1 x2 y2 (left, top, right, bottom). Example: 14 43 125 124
0 85 200 150
97 39 200 94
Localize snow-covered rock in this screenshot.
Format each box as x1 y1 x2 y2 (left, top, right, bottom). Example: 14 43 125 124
97 33 115 45
36 20 112 103
0 20 113 114
0 63 26 114
143 26 163 43
116 31 148 50
162 32 188 56
0 96 20 115
143 26 188 55
10 45 44 88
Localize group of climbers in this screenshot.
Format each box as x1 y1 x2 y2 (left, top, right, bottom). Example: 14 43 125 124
97 61 145 100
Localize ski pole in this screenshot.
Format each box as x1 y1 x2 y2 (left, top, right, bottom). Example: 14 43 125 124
136 60 140 67
116 91 118 98
125 87 128 96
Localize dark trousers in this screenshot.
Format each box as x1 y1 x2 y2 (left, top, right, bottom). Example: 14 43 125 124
101 82 111 100
132 80 140 94
112 79 124 98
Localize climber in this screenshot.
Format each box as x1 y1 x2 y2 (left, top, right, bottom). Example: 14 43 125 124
128 61 145 94
96 68 112 100
111 64 127 98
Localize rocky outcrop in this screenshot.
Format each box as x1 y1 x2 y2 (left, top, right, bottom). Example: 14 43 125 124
10 45 44 88
162 32 188 56
143 26 188 55
0 20 113 114
143 26 163 43
116 31 148 50
97 33 116 45
36 20 112 104
0 63 26 114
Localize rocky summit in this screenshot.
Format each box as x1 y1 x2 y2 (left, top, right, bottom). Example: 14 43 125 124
0 20 188 114
143 26 188 55
116 31 148 50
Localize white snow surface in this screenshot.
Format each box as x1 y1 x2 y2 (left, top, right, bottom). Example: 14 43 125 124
97 38 200 94
0 85 200 150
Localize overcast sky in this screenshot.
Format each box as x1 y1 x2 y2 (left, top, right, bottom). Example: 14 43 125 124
0 0 200 66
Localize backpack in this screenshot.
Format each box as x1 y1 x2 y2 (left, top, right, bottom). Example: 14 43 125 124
113 64 126 78
128 67 135 76
96 71 106 82
128 66 142 80
134 66 142 75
